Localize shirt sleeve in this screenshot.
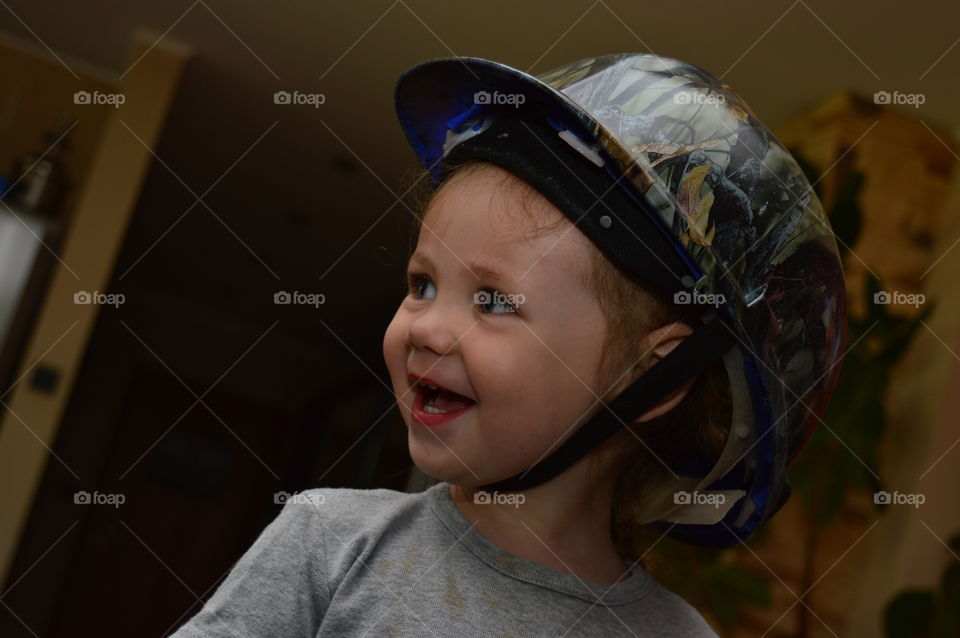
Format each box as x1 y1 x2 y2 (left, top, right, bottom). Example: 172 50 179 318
167 494 328 638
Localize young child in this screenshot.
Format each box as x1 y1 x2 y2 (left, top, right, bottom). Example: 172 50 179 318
170 53 846 637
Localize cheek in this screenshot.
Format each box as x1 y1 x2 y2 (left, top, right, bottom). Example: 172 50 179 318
471 333 602 431
382 309 408 387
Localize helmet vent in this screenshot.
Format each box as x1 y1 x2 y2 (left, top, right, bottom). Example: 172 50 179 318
557 129 604 167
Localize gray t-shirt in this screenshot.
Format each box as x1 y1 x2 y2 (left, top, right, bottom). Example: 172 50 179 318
169 481 718 637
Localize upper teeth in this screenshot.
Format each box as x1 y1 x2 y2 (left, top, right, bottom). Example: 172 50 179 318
422 383 440 390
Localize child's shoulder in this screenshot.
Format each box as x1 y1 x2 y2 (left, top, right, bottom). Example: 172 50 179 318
289 484 434 534
298 484 425 510
640 576 720 636
286 484 438 580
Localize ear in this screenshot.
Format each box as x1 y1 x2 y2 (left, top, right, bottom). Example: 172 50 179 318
614 322 698 423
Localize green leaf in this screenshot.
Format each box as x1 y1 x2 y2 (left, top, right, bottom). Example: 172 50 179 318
865 273 887 325
716 565 772 607
829 172 865 258
878 304 934 366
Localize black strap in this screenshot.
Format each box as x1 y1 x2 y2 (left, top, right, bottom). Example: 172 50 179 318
478 312 736 492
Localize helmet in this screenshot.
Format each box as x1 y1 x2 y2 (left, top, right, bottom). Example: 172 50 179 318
394 54 847 548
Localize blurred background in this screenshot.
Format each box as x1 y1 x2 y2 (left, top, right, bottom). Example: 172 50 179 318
0 1 958 636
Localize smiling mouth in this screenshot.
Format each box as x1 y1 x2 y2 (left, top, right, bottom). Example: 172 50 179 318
415 382 476 414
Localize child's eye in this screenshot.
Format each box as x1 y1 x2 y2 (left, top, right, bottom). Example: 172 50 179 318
405 274 519 315
475 288 518 314
406 272 436 300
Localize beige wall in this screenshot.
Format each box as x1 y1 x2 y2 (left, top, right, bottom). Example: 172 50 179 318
0 32 190 587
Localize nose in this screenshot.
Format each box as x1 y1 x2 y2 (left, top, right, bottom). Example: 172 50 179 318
406 299 466 356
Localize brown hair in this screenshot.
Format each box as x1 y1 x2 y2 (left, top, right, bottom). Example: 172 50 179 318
400 159 732 566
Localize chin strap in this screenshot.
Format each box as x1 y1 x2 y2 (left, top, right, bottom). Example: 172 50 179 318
478 311 737 493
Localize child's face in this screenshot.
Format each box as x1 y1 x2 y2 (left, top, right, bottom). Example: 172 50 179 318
382 163 615 486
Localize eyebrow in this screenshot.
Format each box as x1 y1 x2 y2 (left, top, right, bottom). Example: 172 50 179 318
408 251 519 287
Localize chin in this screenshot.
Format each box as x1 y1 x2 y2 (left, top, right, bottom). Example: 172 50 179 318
407 438 486 486
409 447 465 483
411 454 524 489
410 459 461 484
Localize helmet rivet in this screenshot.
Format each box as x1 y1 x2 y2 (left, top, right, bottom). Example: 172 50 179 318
599 215 612 228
